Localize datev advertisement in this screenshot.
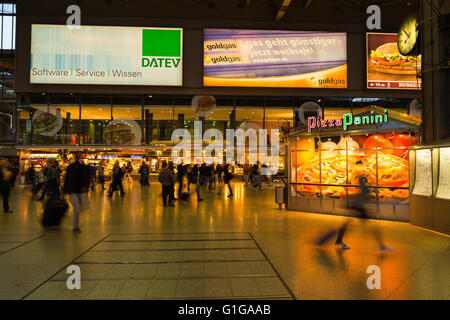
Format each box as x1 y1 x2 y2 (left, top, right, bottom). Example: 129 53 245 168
30 25 183 86
204 29 347 88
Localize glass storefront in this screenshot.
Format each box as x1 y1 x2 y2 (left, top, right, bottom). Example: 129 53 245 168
287 105 422 221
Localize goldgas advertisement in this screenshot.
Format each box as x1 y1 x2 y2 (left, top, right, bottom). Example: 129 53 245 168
30 25 183 86
367 33 421 89
203 29 347 88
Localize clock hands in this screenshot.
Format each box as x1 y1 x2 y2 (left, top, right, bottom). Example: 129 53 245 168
402 27 410 38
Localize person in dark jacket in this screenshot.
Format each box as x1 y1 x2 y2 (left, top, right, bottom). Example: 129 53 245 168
108 161 125 197
138 161 150 186
176 162 186 198
216 164 223 184
159 162 174 207
63 153 90 233
0 160 13 213
8 163 18 187
188 164 203 202
169 162 177 202
223 164 233 198
39 160 60 200
97 161 106 190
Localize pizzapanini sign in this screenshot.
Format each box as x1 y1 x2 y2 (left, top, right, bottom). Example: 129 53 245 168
308 110 389 132
30 25 183 86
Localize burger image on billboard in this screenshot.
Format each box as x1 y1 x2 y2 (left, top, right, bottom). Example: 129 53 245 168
370 42 421 75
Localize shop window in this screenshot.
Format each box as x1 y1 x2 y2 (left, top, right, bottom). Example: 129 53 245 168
204 105 234 142
291 131 416 202
22 103 80 145
79 104 111 145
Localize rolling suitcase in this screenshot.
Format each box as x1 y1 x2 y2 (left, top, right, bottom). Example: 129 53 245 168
41 198 69 227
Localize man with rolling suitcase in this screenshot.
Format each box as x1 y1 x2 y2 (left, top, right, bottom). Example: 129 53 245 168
63 153 90 233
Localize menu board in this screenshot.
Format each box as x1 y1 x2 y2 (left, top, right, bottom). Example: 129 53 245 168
204 29 347 88
413 149 432 196
436 148 450 199
367 33 421 90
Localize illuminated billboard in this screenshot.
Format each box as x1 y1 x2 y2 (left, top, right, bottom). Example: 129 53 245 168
30 25 183 86
367 33 421 89
204 29 347 88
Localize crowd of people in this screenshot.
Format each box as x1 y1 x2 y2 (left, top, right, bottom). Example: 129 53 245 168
5 156 275 232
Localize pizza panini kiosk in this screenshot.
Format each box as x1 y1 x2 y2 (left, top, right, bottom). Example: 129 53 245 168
287 106 421 221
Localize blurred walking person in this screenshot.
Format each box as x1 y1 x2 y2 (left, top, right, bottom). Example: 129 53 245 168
159 162 174 207
243 164 250 187
97 161 106 190
39 160 60 201
125 161 133 184
138 161 150 186
169 161 177 202
188 164 203 202
177 162 185 198
223 164 233 198
107 161 125 197
315 176 388 251
63 153 90 233
0 160 13 213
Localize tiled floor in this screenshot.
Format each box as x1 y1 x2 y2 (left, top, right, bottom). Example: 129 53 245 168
26 232 292 300
0 181 449 300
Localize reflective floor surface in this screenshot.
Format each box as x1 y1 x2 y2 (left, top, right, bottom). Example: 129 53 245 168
0 181 449 300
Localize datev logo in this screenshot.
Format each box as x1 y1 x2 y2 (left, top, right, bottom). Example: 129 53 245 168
141 29 182 69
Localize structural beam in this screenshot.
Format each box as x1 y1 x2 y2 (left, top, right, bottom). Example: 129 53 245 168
274 0 292 21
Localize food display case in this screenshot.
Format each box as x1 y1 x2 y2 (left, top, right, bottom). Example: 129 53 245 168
409 145 450 235
287 106 421 221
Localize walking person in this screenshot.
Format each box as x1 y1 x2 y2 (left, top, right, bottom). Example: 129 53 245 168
126 161 133 184
159 162 174 207
169 161 177 202
87 163 97 190
108 161 125 197
138 161 150 186
206 164 214 190
39 160 60 201
188 164 203 202
63 153 90 233
8 163 18 187
0 160 13 213
315 176 388 251
223 164 233 198
177 162 185 199
216 164 223 184
97 161 106 190
251 163 262 190
243 163 250 187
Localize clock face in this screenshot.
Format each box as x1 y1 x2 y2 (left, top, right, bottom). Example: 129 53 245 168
398 15 418 55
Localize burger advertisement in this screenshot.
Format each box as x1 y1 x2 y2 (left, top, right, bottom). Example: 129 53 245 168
367 33 421 90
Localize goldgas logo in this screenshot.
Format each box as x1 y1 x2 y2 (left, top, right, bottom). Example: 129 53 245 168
141 29 181 68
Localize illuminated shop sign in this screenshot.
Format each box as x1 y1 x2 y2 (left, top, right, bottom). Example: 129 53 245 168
30 25 183 86
307 110 389 132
